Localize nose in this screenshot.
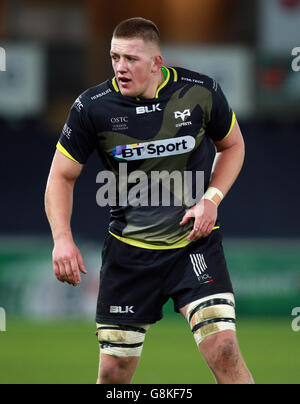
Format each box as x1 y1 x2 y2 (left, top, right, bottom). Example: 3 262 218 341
116 57 128 73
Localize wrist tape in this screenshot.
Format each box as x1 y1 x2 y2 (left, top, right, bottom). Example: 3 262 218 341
202 187 224 207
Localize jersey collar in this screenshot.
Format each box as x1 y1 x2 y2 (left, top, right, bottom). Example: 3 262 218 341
111 66 178 99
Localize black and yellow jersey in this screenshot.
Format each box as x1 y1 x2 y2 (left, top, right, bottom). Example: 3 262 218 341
57 66 235 250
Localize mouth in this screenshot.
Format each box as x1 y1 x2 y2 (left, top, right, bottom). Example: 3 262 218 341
118 77 132 86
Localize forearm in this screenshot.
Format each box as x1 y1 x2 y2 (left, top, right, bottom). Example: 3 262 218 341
209 142 245 199
45 176 75 242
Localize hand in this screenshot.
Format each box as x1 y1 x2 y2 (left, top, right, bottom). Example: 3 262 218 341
52 236 87 286
180 199 217 241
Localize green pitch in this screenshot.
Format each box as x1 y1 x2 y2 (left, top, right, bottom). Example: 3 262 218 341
0 317 299 384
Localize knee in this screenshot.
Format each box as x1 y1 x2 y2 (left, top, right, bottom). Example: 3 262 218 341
203 334 241 374
97 356 133 384
95 323 149 384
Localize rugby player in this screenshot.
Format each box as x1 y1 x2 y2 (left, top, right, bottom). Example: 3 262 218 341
45 17 254 384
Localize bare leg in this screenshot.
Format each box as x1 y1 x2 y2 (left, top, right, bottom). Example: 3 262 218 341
179 303 254 384
198 330 254 384
97 352 140 384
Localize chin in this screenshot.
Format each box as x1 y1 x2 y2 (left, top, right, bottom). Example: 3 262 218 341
120 88 139 98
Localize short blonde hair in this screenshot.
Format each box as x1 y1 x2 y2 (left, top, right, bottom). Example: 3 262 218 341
113 17 160 47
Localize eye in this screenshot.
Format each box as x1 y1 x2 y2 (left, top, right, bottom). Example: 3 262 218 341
111 55 119 62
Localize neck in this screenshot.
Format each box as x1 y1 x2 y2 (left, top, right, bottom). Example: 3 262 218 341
140 68 165 99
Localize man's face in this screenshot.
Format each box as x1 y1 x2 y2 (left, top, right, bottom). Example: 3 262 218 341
110 37 160 98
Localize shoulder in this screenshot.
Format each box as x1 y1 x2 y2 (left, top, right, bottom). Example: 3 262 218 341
71 80 114 112
172 66 219 94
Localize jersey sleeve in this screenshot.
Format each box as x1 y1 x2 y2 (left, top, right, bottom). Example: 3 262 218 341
57 95 97 164
206 81 236 142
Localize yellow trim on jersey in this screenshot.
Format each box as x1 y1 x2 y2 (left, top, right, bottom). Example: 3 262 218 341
56 142 80 164
109 231 190 250
112 66 173 98
170 67 178 82
223 111 236 140
155 66 170 98
112 77 120 93
109 227 220 250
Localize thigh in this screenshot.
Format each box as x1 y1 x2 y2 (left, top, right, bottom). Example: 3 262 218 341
179 292 236 347
96 234 170 325
170 229 234 313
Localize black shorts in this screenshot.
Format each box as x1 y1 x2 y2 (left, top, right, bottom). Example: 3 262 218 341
96 229 233 325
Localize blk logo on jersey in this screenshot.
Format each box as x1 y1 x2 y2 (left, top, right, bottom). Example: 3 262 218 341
136 104 162 115
112 136 196 161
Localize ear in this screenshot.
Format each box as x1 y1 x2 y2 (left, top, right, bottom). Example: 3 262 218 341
151 54 164 73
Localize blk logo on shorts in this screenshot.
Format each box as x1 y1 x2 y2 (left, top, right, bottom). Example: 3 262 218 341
110 306 135 314
190 254 213 285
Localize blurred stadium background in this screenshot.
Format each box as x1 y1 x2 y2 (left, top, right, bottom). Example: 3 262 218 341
0 0 300 384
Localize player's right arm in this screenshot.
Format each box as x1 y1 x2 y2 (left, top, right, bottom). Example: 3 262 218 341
45 91 97 285
45 150 87 286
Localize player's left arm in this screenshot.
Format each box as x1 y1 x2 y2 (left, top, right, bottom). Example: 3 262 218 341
180 119 245 241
